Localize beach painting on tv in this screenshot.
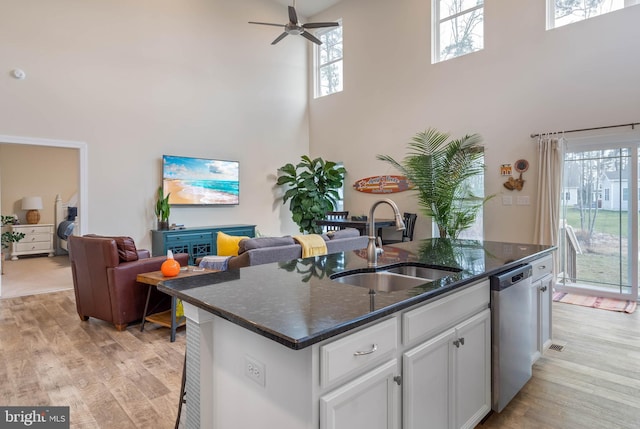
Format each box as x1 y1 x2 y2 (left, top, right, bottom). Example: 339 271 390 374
162 155 240 205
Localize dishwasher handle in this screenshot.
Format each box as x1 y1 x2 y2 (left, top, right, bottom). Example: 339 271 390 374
490 264 532 291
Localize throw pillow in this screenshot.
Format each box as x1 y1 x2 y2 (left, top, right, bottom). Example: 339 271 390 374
217 231 250 256
67 206 78 221
327 228 361 240
112 236 139 262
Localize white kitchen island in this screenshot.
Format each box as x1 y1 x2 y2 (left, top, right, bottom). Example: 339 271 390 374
159 239 554 429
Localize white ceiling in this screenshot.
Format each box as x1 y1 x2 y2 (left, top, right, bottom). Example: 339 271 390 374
271 0 343 17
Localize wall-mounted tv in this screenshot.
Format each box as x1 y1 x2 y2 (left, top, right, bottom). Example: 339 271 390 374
162 155 239 205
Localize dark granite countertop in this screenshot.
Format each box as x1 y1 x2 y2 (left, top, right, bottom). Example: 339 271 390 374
158 238 554 350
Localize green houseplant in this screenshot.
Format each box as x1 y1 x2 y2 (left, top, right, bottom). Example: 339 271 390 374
377 127 492 238
1 215 25 274
155 186 171 230
277 155 346 234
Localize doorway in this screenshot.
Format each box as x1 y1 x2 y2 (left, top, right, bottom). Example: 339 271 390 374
0 134 88 297
557 131 639 301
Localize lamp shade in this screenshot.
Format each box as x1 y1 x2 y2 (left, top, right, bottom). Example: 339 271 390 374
21 196 43 210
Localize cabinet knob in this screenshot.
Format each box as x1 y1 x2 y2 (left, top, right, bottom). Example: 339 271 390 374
393 375 402 386
453 337 465 348
453 340 460 348
539 285 548 292
353 343 378 356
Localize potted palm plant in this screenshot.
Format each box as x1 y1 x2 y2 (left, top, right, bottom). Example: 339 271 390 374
155 186 171 230
276 156 346 234
377 127 492 238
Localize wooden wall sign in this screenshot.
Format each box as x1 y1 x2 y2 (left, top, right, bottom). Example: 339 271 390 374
353 175 413 194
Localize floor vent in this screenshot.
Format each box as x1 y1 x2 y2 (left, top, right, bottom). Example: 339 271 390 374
549 343 565 352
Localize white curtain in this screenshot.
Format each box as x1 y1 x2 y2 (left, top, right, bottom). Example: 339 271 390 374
533 136 565 246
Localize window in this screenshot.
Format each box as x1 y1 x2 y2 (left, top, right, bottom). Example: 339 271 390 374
452 155 485 240
432 0 484 63
547 0 640 29
314 23 343 98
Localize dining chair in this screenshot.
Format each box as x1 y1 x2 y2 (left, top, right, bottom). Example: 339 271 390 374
382 212 417 244
324 211 349 232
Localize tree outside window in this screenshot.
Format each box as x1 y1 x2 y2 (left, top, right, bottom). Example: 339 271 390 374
433 0 484 63
315 24 343 98
549 0 640 29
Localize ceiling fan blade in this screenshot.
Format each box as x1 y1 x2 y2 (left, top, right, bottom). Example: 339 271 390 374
303 22 340 29
249 21 285 28
288 6 298 24
301 31 322 45
271 32 289 45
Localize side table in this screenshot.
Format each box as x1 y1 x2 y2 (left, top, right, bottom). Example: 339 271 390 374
137 266 216 342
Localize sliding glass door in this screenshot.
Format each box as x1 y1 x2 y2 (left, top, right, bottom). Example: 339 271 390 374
557 134 639 301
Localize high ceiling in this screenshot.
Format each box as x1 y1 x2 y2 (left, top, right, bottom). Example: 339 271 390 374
271 0 343 17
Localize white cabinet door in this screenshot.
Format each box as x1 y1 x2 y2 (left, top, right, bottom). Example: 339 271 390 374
538 275 553 353
531 274 553 364
403 328 455 429
320 359 400 429
403 308 491 429
454 308 491 429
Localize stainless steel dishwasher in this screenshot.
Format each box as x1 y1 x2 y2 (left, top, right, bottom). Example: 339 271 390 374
490 264 533 413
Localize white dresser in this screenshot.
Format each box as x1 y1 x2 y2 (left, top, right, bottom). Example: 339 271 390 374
10 224 55 260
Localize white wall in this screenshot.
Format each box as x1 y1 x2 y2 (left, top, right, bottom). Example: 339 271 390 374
3 1 639 247
309 0 640 243
0 0 310 248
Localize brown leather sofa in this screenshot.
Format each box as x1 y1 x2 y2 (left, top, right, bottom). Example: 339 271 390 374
69 235 189 331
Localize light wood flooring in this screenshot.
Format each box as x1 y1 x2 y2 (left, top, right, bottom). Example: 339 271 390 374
0 289 638 428
481 301 640 429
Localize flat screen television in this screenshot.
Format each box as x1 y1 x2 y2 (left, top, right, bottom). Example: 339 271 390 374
162 155 239 205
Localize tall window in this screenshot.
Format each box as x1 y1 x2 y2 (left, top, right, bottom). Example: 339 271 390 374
548 0 640 29
314 23 343 98
432 0 484 64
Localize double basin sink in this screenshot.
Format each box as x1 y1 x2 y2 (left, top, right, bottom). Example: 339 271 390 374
330 264 460 293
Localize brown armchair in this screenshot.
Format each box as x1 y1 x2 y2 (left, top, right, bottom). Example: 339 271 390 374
68 235 189 331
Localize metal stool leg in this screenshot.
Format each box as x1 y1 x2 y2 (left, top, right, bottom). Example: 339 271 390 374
175 353 187 429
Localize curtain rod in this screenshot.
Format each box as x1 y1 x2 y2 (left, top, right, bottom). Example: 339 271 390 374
530 122 640 139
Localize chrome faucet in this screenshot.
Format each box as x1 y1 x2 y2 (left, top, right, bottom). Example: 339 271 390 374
367 198 405 268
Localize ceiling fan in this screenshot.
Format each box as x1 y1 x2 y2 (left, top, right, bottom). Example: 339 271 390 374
249 0 339 45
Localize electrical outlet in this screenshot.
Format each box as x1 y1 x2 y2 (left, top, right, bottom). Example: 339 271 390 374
516 196 530 205
245 355 266 387
502 196 512 206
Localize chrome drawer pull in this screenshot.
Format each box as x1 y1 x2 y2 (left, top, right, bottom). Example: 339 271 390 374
353 343 378 356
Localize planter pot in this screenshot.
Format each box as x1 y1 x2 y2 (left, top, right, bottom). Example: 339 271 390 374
157 221 169 231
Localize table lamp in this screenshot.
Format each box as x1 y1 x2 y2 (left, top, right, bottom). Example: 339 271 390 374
22 196 43 224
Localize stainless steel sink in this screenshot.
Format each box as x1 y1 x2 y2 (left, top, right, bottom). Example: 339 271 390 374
331 271 428 292
384 265 457 281
330 264 459 293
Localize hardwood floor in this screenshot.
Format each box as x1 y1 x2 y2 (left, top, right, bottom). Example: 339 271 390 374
0 289 638 428
0 290 185 428
481 300 640 429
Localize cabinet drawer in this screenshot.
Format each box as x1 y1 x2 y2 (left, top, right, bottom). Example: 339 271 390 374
21 232 51 243
14 241 51 252
320 317 397 388
531 255 553 282
15 225 51 235
403 280 489 346
166 232 213 244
